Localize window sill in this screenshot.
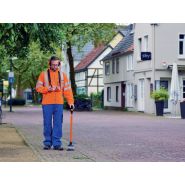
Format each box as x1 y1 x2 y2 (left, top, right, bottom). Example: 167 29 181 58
178 55 185 59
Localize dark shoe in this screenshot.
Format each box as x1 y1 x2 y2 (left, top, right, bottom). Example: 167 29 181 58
53 146 64 151
43 145 51 150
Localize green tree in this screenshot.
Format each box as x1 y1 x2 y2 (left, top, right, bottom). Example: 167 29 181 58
0 23 64 59
60 23 117 95
21 42 51 103
0 41 52 101
0 23 117 99
0 23 64 101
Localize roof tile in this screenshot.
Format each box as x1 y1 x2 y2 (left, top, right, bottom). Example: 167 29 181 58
75 44 105 72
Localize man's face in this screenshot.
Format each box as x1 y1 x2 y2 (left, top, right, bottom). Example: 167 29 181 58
50 60 60 71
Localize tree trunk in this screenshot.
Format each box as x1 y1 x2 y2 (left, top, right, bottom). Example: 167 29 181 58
31 88 35 103
29 83 36 103
35 91 39 104
29 80 39 104
31 73 40 104
32 89 39 104
66 41 77 96
16 73 23 98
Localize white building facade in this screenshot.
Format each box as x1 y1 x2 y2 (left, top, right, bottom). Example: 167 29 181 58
103 23 185 115
75 31 126 96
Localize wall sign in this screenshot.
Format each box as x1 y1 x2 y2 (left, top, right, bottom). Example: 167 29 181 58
141 52 152 61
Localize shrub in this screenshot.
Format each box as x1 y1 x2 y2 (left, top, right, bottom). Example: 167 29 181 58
90 92 102 108
7 98 26 106
64 94 92 111
74 94 89 100
151 88 169 101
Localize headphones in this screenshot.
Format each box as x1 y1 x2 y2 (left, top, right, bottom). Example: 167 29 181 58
49 56 61 67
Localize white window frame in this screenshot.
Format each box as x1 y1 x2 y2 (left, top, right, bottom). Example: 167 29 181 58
105 62 110 75
116 58 119 74
178 34 185 59
130 54 133 70
107 87 111 102
126 55 130 71
137 38 142 60
126 54 134 71
126 83 134 107
112 59 115 74
144 35 148 52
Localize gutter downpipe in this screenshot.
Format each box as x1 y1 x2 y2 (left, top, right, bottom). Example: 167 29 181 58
151 23 158 113
151 23 158 89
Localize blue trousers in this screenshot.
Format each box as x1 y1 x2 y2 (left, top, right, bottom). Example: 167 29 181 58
42 104 63 147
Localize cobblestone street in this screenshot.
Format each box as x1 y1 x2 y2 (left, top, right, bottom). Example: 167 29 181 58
3 106 185 162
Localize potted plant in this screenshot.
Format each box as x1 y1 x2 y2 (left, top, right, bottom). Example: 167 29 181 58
180 98 185 119
151 88 169 116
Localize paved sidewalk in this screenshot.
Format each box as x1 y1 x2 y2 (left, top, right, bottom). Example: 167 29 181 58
2 106 93 162
0 123 39 162
15 124 93 162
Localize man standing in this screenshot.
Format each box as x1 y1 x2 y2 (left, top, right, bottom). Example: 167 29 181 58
36 56 74 150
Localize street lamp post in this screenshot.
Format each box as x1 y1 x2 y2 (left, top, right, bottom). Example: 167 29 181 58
9 57 17 112
9 58 13 112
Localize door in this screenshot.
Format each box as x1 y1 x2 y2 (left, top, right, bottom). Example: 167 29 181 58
138 79 145 111
121 83 126 108
160 80 169 111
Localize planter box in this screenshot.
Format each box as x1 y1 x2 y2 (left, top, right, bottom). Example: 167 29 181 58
155 100 164 116
180 101 185 119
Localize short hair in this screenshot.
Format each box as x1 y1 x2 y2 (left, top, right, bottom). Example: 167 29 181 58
49 56 60 62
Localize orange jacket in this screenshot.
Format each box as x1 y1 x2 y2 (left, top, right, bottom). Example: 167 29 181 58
36 69 74 105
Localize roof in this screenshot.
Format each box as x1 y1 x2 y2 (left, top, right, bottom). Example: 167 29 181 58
118 24 133 36
64 42 94 61
102 25 134 61
75 44 106 72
